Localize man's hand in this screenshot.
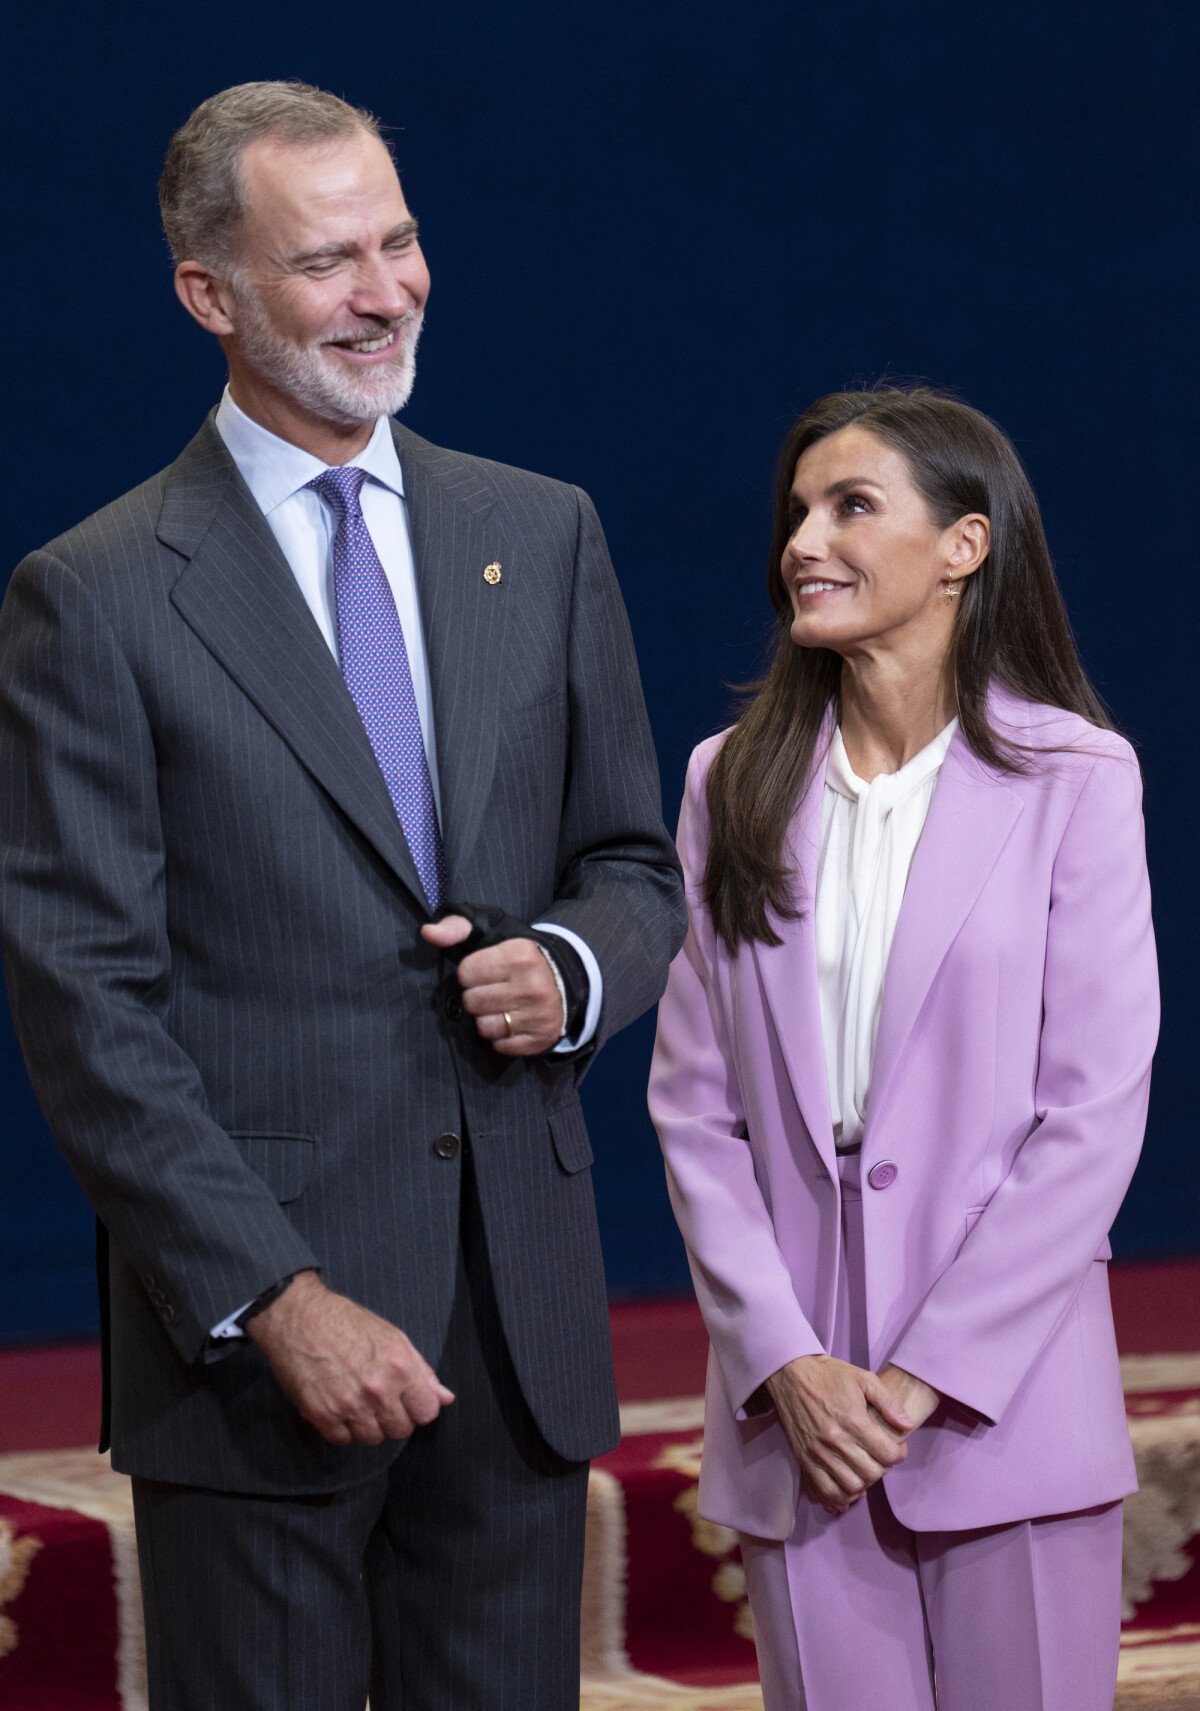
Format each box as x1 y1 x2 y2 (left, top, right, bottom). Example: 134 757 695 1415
875 1363 941 1432
246 1271 454 1446
766 1354 913 1514
422 915 563 1056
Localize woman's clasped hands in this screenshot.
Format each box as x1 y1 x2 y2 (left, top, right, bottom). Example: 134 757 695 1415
765 1355 941 1515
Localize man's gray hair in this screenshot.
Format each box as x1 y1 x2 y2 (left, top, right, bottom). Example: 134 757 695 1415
158 81 383 270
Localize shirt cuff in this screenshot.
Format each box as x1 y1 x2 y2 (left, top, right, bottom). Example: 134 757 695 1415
533 922 603 1052
211 1299 254 1340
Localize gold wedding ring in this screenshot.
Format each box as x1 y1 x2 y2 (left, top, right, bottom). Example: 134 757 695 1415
503 1011 513 1037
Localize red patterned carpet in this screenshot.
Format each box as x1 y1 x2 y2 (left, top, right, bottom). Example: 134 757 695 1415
3 1262 1200 1709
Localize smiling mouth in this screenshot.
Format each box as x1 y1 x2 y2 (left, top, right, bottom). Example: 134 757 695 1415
795 579 850 597
325 328 400 355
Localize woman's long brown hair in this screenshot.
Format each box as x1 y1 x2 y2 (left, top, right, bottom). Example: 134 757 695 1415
704 387 1111 952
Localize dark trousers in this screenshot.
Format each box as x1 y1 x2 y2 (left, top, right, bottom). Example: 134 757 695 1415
132 1157 590 1711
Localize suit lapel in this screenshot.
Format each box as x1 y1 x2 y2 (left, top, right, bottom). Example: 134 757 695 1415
866 730 1023 1134
747 707 1025 1165
394 425 503 890
162 420 427 906
749 720 839 1173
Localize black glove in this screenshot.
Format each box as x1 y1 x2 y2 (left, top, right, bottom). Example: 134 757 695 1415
433 901 588 1041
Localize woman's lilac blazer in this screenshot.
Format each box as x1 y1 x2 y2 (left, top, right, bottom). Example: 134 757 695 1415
649 688 1158 1539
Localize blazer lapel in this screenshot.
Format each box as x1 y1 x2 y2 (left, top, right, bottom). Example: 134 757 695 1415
749 719 839 1174
395 425 503 891
161 421 427 906
867 730 1023 1134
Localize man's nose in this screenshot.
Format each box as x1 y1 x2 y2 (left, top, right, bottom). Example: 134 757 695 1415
349 255 415 321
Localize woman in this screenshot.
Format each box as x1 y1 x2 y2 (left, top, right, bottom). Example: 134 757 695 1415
649 387 1157 1711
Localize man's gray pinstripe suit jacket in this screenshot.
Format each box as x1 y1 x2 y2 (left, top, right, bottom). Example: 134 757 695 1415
0 415 686 1494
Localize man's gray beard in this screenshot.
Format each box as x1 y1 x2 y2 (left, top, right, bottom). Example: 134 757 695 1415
229 281 421 427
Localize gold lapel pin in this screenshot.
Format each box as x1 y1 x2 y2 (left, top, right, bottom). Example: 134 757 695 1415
483 561 502 586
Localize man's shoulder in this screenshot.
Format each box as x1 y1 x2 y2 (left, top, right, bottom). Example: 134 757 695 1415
37 469 172 572
393 424 585 512
34 419 223 577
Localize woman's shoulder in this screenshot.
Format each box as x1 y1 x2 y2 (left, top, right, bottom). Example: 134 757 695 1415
687 728 735 782
675 729 736 843
988 688 1138 776
985 692 1143 833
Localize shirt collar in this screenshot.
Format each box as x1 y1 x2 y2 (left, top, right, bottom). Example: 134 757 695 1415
826 718 958 805
213 386 405 516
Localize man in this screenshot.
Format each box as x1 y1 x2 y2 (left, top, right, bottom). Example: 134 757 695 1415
0 81 685 1710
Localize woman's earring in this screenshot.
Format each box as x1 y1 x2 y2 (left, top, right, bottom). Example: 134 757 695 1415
943 577 959 601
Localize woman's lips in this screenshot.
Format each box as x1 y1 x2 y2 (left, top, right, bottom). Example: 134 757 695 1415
794 578 850 598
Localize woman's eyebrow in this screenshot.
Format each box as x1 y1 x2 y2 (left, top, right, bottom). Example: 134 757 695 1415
788 476 883 508
825 476 884 498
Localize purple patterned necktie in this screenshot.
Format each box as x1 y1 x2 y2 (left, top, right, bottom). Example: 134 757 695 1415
309 466 446 911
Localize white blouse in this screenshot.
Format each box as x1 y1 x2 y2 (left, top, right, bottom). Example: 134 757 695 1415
815 721 958 1152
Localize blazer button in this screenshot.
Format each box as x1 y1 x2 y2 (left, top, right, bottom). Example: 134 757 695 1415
432 1132 461 1160
867 1160 898 1190
444 992 464 1023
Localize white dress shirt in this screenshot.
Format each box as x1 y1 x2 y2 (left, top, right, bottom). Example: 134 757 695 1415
215 388 445 810
815 720 957 1152
209 391 601 1338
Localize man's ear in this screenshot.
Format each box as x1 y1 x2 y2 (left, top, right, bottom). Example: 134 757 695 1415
174 262 238 337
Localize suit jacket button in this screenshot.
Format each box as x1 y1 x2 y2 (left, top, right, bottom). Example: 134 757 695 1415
867 1160 898 1190
432 1132 461 1160
159 1302 176 1324
444 993 464 1023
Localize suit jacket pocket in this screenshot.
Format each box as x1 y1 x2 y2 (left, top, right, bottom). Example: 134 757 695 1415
966 1204 1112 1260
548 1100 594 1174
228 1131 315 1204
501 686 567 748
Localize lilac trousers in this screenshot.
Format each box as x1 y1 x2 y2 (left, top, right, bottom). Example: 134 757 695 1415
739 1151 1124 1711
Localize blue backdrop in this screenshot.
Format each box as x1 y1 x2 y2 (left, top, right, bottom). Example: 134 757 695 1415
2 2 1197 1339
